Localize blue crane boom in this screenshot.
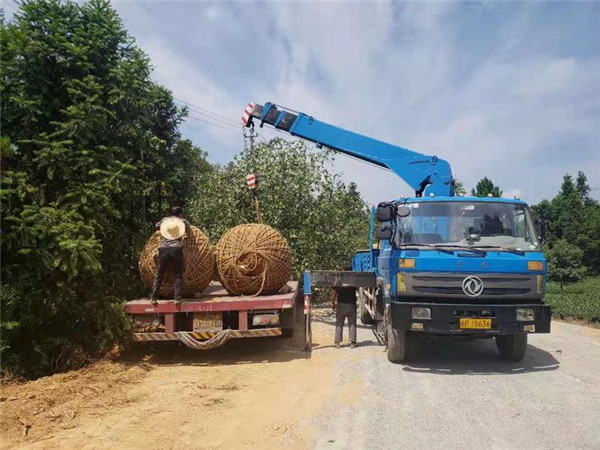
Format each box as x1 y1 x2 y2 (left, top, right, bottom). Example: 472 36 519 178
242 102 454 197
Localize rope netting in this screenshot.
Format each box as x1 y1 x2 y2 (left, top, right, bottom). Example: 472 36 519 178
138 226 215 298
215 223 292 296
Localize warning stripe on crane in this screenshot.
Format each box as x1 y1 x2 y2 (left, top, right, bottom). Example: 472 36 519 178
246 174 257 189
241 102 255 125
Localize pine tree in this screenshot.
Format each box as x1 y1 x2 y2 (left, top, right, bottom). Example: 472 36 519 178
471 177 503 197
575 171 591 205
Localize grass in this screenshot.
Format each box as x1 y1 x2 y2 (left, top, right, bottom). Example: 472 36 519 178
545 277 600 323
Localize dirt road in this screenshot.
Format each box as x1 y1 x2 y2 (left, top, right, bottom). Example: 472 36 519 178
2 316 599 449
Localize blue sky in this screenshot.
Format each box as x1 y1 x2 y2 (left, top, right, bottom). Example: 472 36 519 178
6 1 600 204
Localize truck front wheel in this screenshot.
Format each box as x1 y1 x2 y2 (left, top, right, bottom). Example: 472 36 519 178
386 307 408 363
496 333 528 362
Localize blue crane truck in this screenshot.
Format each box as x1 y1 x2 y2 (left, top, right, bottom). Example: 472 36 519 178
242 102 551 363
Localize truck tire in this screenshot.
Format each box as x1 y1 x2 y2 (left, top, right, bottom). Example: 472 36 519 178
280 307 295 338
386 307 408 363
359 288 375 325
495 333 528 362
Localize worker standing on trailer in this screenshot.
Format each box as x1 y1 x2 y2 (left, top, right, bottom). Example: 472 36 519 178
331 282 358 349
150 206 191 304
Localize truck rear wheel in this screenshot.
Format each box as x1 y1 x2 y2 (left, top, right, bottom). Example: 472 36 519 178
280 307 295 337
496 333 528 361
359 288 375 325
386 307 408 363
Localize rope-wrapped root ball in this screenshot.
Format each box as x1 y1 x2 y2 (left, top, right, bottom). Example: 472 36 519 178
216 224 292 296
138 226 215 298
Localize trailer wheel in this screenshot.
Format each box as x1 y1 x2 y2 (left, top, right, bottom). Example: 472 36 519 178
386 307 408 363
359 288 375 325
496 333 528 362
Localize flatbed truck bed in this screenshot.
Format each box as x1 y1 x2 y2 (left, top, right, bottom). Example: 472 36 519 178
125 281 305 350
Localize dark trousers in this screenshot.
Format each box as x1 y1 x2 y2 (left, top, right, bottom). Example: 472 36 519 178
335 302 357 344
151 247 184 299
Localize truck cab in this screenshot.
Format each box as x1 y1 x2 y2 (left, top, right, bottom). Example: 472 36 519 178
358 195 551 362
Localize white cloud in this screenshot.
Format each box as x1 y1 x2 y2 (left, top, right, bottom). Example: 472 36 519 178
111 1 600 204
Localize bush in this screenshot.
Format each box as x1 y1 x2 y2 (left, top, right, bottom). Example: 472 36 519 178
545 278 600 323
546 239 586 289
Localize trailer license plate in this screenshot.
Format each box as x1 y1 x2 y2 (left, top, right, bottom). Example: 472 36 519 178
193 313 223 332
460 318 492 329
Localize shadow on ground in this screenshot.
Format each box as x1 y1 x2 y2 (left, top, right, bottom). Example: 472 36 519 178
312 316 376 331
401 336 560 375
119 334 311 368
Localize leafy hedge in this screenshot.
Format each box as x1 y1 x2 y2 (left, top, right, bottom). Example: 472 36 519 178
545 277 600 323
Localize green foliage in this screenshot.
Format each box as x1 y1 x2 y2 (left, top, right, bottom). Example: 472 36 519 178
546 240 587 289
575 171 592 204
533 172 600 275
188 139 371 281
545 277 600 322
1 0 208 376
471 176 502 197
453 179 466 196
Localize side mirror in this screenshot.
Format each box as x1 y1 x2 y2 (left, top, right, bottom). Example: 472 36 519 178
376 223 392 240
537 219 548 244
376 202 396 222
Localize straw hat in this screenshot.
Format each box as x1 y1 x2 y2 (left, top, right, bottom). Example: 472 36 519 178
160 217 185 240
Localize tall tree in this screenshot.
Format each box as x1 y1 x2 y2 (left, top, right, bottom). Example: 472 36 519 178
453 179 467 196
549 174 583 244
188 138 371 281
471 177 502 197
575 171 592 205
534 171 600 275
0 0 209 375
546 240 586 290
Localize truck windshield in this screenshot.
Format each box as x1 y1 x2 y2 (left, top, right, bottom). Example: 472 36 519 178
395 201 540 251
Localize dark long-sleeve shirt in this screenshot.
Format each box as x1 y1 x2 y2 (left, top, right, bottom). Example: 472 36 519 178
335 287 357 304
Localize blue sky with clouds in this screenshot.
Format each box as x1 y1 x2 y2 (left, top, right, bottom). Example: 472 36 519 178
6 1 600 204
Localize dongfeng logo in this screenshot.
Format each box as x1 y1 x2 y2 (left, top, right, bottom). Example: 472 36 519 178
462 276 484 297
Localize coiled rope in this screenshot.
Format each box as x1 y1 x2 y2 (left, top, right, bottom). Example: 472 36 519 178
215 223 292 296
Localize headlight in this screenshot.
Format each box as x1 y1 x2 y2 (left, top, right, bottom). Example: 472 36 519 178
412 307 431 320
397 273 406 293
399 258 415 269
516 308 534 321
528 261 543 271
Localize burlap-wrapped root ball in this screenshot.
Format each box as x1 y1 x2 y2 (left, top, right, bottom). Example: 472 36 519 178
216 224 292 296
138 226 215 298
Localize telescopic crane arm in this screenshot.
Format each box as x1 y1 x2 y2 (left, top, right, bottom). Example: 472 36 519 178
242 102 454 197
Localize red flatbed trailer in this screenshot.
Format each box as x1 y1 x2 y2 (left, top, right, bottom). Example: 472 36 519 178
125 281 308 350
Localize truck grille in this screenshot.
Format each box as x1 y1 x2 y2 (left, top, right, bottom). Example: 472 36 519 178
401 272 540 303
413 286 530 296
